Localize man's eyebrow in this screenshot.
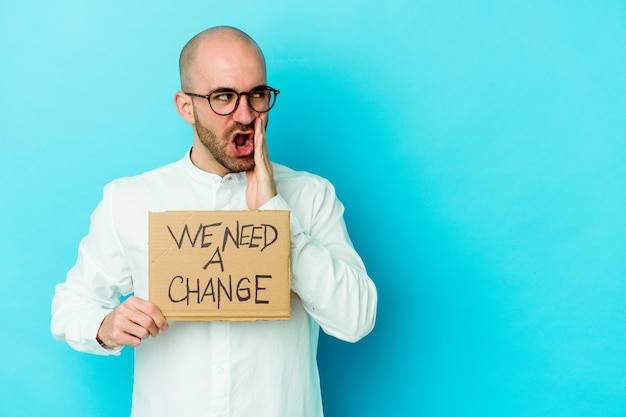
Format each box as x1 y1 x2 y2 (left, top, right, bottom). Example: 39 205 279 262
209 85 270 92
209 86 238 92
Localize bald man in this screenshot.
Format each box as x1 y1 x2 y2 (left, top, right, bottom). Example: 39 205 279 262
52 26 377 417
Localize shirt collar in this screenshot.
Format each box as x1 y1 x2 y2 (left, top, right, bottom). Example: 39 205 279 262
182 148 247 185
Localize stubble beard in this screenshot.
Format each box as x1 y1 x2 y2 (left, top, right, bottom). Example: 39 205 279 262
195 118 255 174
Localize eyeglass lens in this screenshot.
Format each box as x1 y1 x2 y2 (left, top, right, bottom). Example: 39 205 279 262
210 88 277 115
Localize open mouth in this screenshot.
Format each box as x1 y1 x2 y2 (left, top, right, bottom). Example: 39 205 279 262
232 132 254 156
234 133 252 148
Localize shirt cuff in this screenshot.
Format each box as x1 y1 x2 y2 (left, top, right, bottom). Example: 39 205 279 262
67 307 123 356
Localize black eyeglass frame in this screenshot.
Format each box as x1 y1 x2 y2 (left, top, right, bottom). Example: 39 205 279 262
184 86 280 116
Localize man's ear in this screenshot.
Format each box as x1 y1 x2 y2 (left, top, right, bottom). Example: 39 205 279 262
174 91 195 124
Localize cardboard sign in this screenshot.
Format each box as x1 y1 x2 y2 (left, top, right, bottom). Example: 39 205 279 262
148 210 291 321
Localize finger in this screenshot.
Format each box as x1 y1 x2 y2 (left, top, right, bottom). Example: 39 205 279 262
124 310 161 338
254 113 267 138
101 310 144 347
254 114 268 162
126 296 169 332
109 327 142 347
119 319 152 341
105 301 162 345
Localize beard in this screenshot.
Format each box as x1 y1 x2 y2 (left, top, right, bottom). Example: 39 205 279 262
194 113 255 174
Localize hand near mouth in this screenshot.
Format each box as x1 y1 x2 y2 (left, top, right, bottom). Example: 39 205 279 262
246 114 277 209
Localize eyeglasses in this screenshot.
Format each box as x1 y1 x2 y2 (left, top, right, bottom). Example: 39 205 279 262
185 86 280 116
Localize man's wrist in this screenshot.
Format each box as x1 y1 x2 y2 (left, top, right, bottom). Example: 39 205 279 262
96 334 106 347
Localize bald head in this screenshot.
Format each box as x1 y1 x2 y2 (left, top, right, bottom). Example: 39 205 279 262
179 26 266 91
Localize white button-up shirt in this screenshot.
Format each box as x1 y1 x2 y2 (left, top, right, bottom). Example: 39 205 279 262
51 152 377 417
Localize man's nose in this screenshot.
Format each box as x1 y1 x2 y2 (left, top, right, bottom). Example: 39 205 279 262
231 94 256 125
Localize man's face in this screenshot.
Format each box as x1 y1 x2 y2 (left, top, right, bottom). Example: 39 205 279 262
193 106 257 174
189 39 267 175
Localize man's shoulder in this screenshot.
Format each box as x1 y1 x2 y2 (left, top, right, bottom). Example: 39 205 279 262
272 162 331 189
103 158 185 196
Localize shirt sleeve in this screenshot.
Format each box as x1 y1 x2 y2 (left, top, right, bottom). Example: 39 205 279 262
260 183 377 343
51 184 132 355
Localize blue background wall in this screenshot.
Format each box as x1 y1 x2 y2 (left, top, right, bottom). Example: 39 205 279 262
1 1 625 416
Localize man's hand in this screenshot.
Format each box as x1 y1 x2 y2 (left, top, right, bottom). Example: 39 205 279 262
246 114 277 210
97 296 169 348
